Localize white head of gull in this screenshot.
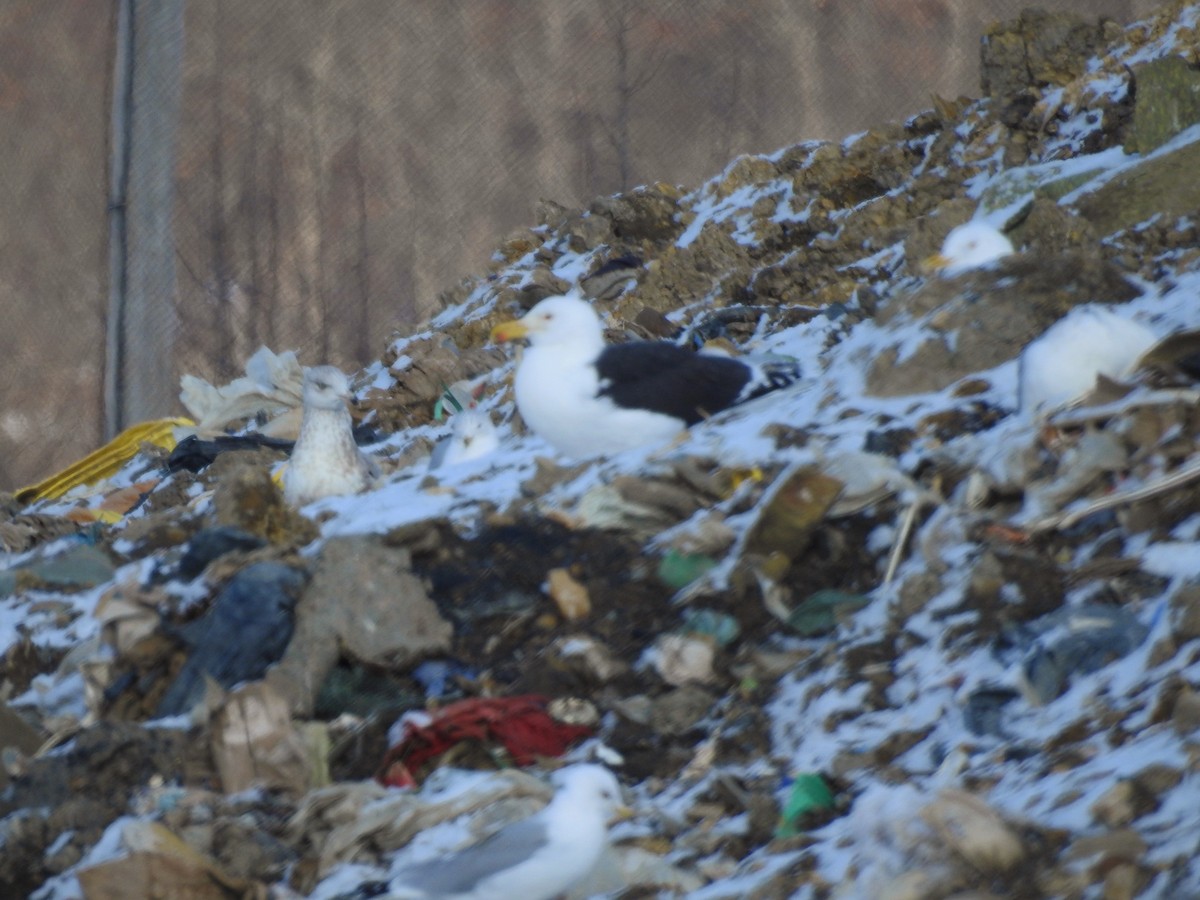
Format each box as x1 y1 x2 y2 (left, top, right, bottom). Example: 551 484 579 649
928 221 1015 276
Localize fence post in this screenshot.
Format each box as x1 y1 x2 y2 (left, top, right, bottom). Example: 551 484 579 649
105 0 186 438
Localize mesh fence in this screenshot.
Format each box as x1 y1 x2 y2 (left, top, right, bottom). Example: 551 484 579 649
0 0 1157 490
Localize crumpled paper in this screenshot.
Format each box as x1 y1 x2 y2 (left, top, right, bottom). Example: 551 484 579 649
205 681 329 796
179 346 305 440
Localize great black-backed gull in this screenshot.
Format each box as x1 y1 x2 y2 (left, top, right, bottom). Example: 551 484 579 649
926 221 1015 276
387 764 627 900
282 365 378 505
489 293 801 458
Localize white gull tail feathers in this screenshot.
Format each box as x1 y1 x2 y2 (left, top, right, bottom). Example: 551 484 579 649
490 292 801 459
282 365 378 506
386 764 627 900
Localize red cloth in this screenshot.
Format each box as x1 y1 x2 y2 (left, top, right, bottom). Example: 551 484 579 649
376 695 594 787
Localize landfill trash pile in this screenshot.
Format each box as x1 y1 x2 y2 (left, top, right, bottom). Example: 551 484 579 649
4 4 1200 898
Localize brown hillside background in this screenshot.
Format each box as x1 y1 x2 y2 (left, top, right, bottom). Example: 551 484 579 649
0 0 1155 489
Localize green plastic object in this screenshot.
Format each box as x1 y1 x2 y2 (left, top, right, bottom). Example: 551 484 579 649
776 773 835 837
656 550 718 589
785 589 870 636
681 608 740 646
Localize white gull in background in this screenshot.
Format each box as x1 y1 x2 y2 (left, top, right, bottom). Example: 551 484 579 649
926 221 1015 276
489 291 801 458
429 407 500 469
386 764 627 900
283 365 378 506
1018 304 1158 416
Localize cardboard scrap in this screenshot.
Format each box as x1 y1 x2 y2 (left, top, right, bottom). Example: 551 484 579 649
76 820 264 900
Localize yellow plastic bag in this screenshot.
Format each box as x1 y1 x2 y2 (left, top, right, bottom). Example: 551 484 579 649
15 417 193 504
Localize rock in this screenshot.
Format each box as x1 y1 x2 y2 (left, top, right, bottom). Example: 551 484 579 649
211 463 317 547
1102 862 1153 900
1172 684 1200 734
715 155 780 198
0 542 115 597
981 9 1110 99
490 227 542 266
0 703 41 790
650 684 716 736
590 185 683 244
1090 780 1144 828
1167 580 1200 641
1065 827 1147 863
563 211 613 251
1060 826 1158 898
1075 140 1200 237
1131 763 1182 796
266 537 451 717
613 475 704 522
519 456 587 496
1125 56 1200 154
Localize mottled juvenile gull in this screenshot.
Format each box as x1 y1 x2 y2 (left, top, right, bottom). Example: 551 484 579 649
387 764 627 900
490 292 801 458
282 365 377 506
